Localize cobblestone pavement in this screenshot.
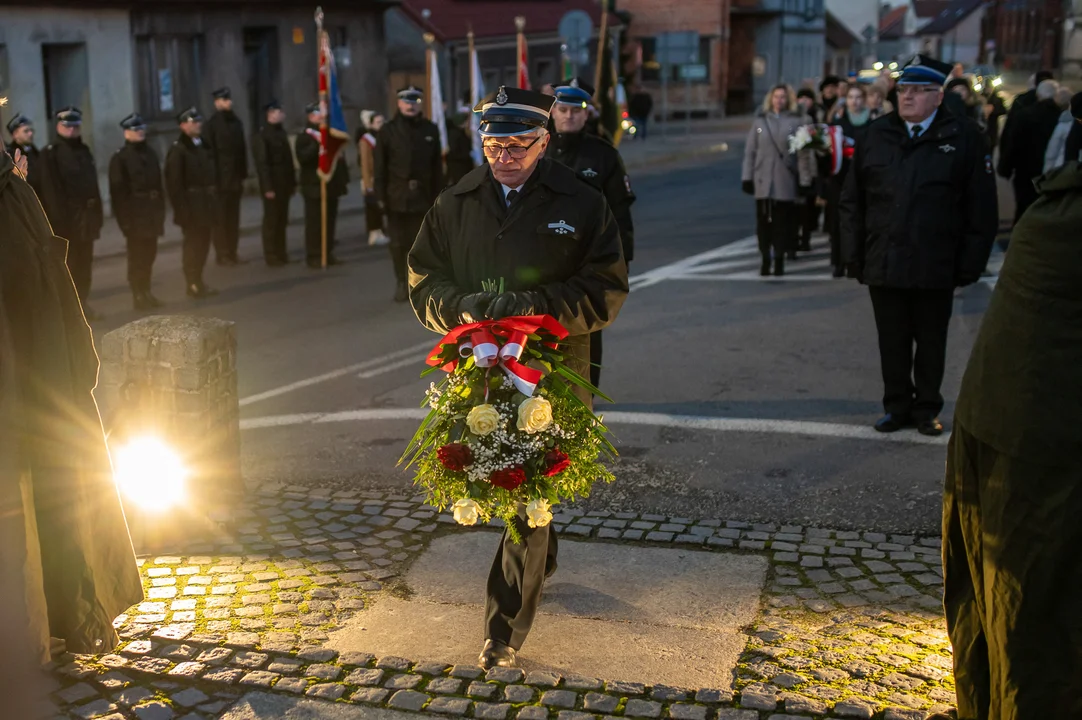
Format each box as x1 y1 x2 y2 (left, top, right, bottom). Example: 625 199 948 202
49 482 953 720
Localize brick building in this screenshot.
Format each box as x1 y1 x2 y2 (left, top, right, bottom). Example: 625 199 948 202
980 0 1067 74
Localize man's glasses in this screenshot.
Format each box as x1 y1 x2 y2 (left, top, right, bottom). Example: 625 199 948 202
897 85 942 96
482 135 543 159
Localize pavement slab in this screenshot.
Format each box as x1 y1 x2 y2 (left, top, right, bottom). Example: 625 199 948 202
220 691 422 719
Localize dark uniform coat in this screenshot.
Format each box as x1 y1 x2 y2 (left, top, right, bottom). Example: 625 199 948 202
997 98 1063 220
250 123 296 197
108 141 165 240
839 109 998 288
408 159 628 392
374 113 443 214
38 136 103 243
295 124 348 199
550 131 636 262
164 134 218 232
944 161 1082 720
5 141 41 194
444 119 476 187
205 110 248 194
0 150 143 664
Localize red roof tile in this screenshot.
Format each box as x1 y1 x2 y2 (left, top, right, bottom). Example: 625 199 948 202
400 0 604 43
879 5 909 38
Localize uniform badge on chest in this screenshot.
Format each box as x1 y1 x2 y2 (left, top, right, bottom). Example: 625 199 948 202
938 143 955 153
581 168 598 178
548 220 575 235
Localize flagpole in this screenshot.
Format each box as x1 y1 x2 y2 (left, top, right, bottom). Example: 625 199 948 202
515 16 527 89
424 33 435 122
468 27 476 105
594 0 608 103
316 7 328 270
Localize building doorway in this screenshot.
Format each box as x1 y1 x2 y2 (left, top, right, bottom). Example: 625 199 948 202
244 27 280 131
41 42 91 147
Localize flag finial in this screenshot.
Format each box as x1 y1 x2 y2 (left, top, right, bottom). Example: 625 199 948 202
515 16 526 32
315 6 324 27
423 32 436 46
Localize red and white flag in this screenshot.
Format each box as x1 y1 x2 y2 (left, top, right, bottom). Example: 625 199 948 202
515 17 530 90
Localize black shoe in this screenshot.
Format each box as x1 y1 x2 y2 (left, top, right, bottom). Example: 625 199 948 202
326 255 343 266
478 640 517 670
773 259 785 277
394 281 409 303
799 241 811 252
216 256 238 267
186 283 219 298
133 291 153 311
266 258 286 267
832 265 845 278
306 260 323 269
278 255 293 265
760 258 771 276
232 255 249 265
787 251 797 260
145 292 163 308
874 413 911 433
917 418 945 436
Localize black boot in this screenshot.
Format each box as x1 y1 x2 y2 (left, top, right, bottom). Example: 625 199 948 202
394 280 409 303
760 256 771 276
145 291 164 308
774 256 785 277
133 291 153 311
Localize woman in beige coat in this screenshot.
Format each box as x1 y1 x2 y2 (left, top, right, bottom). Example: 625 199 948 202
358 110 388 246
741 84 814 276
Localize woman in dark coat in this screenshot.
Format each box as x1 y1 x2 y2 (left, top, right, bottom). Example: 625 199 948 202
827 84 872 277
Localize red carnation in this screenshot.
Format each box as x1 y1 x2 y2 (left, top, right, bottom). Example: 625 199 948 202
543 449 571 477
437 443 473 471
490 466 527 490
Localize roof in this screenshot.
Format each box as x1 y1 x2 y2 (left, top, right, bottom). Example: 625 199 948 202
919 0 984 35
913 0 952 19
826 10 861 50
879 5 909 39
399 0 603 44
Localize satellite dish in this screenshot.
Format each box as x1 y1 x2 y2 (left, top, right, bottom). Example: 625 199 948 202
558 9 593 48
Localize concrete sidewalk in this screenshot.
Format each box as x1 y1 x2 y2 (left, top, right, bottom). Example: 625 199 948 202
92 121 751 262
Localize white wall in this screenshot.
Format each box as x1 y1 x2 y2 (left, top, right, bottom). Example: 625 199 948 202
0 8 134 202
929 8 984 65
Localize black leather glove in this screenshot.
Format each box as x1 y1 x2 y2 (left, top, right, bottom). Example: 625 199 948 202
486 291 548 320
741 180 754 195
456 292 496 324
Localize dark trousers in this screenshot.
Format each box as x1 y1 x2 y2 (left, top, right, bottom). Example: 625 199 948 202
262 196 291 261
125 235 158 293
868 286 954 421
755 199 798 265
1012 176 1039 225
825 177 844 267
304 196 339 263
589 330 603 389
364 193 383 233
388 212 425 282
66 240 93 302
485 514 558 650
799 192 819 249
181 226 212 285
944 422 1082 720
214 191 242 260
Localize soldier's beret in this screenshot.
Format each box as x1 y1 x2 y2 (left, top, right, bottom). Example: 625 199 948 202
474 86 554 137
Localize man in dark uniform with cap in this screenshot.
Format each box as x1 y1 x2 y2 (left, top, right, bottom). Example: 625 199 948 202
108 113 165 310
164 107 219 298
250 100 296 266
205 87 248 265
376 85 443 302
840 54 997 436
549 77 635 390
5 113 41 194
295 101 349 269
38 107 104 320
408 86 628 669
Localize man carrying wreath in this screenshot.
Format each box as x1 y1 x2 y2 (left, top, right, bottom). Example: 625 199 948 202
408 86 629 669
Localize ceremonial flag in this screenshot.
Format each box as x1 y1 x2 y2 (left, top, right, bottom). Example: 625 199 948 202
594 3 622 147
427 42 449 155
468 30 485 164
515 17 531 90
317 29 349 181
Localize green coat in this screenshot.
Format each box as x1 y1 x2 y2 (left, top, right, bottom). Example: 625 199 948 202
0 150 142 663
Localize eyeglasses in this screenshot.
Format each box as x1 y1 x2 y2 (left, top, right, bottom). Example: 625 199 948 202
482 135 542 159
897 85 942 96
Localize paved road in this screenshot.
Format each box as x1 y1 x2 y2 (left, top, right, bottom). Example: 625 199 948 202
86 148 1006 536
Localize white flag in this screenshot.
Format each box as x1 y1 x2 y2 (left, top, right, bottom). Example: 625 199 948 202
469 46 485 164
430 51 449 155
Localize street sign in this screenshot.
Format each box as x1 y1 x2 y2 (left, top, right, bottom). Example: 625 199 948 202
656 31 699 65
678 64 707 81
861 24 876 41
558 10 593 46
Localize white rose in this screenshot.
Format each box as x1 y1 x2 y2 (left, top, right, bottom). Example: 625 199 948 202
525 498 553 529
516 396 553 434
452 498 481 526
466 404 501 436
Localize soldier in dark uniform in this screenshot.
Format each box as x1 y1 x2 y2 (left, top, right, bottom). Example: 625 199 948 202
444 110 476 186
549 77 635 390
250 100 296 266
408 87 628 669
5 113 41 194
108 113 165 310
840 55 997 436
376 85 443 302
38 107 104 320
164 107 219 298
205 87 248 265
295 101 349 269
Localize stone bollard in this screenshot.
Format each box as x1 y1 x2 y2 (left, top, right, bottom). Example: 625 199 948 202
96 315 242 553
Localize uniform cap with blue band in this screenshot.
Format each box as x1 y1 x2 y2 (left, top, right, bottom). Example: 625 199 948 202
553 77 594 108
897 54 953 86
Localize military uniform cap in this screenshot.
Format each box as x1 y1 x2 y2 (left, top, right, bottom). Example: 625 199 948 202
212 87 232 100
305 101 321 115
177 106 203 123
397 85 424 102
553 77 594 108
119 113 147 130
6 113 31 135
897 54 953 86
55 106 82 126
473 86 554 137
263 99 283 112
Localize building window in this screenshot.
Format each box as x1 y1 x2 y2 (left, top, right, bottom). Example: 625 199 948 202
482 68 500 93
638 36 712 84
136 35 204 120
535 58 555 86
